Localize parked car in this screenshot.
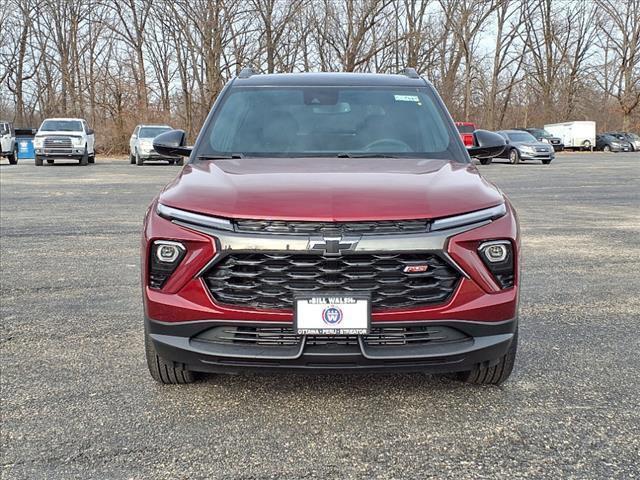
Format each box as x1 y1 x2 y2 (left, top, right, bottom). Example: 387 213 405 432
455 121 476 147
495 130 555 164
596 134 629 152
544 121 596 151
33 118 95 166
0 120 17 164
605 132 639 151
129 124 182 165
515 127 564 151
142 68 518 387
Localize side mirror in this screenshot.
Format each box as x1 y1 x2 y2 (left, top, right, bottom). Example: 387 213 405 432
153 129 192 157
467 130 506 158
87 128 94 135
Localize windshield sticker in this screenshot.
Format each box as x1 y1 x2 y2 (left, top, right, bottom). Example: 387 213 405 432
394 95 420 102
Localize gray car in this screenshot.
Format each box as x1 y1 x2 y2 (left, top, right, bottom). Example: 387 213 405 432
496 130 555 164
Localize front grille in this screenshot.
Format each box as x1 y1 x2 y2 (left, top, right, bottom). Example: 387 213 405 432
44 137 73 148
203 252 461 310
233 219 429 235
193 325 469 347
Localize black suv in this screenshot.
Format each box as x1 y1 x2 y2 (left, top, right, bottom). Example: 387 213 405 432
516 128 563 151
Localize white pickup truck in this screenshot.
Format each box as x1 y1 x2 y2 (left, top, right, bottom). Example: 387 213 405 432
1 120 17 164
33 118 96 166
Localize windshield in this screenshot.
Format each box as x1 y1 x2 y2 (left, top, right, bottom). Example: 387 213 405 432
506 132 537 142
40 120 82 132
139 127 171 138
198 86 467 161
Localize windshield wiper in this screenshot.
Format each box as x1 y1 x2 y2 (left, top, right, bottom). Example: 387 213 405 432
337 152 398 158
197 153 244 160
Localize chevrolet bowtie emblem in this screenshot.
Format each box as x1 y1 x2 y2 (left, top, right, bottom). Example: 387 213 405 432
308 236 360 256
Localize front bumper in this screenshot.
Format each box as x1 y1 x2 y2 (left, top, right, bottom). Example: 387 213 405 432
519 150 554 160
139 149 176 160
35 147 85 159
147 316 517 374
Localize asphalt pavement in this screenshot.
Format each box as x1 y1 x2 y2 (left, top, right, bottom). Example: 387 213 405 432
1 152 639 479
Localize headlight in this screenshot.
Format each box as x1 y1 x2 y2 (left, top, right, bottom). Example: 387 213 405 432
520 146 534 153
478 240 514 289
72 137 84 147
149 240 186 289
611 142 620 147
541 138 549 143
140 141 153 150
33 137 43 148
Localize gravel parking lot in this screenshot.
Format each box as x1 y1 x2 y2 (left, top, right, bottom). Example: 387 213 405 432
1 152 639 479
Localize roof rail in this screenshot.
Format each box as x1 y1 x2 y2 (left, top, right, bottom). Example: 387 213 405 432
238 66 257 79
401 67 420 79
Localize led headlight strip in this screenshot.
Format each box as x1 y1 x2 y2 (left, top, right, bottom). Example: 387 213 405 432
431 203 506 231
157 203 233 231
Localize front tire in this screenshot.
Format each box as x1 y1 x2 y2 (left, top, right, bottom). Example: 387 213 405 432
80 147 89 166
603 145 611 152
35 155 43 166
130 151 136 164
88 153 95 164
542 159 552 165
145 327 196 384
7 146 17 164
508 148 520 164
176 158 184 166
479 158 492 165
456 330 518 385
136 150 144 166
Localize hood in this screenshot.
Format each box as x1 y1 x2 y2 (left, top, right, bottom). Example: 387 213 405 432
159 158 504 221
35 131 83 137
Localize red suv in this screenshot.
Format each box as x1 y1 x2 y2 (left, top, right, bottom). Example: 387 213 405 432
455 121 476 147
142 68 517 385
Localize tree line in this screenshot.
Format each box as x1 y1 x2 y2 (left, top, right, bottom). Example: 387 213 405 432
1 0 639 153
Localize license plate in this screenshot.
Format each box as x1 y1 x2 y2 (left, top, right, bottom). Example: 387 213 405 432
294 294 370 335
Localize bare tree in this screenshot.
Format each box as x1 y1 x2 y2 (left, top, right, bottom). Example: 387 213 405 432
595 0 640 130
1 0 638 146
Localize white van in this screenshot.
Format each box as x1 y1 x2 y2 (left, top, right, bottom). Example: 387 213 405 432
543 121 596 151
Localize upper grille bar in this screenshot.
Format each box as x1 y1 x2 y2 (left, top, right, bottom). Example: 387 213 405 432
234 219 430 235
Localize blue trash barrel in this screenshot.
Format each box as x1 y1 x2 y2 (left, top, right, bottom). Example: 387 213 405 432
15 128 37 159
17 138 34 159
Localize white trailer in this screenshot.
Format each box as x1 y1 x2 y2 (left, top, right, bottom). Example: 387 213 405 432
543 121 596 151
